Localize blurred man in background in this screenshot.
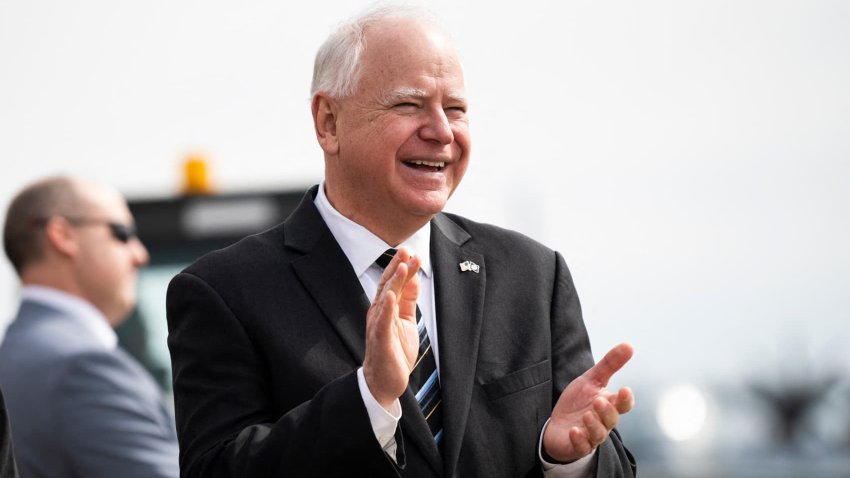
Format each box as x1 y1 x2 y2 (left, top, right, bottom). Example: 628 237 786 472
0 176 179 478
167 5 634 477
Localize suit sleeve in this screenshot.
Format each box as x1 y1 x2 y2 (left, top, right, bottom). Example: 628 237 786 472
166 271 399 478
55 352 179 478
550 252 637 478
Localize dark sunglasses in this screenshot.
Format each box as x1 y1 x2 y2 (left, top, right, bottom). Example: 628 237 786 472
28 217 139 244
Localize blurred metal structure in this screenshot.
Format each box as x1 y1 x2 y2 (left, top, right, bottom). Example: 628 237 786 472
118 188 306 391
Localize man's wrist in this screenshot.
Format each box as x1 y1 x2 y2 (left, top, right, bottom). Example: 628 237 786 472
362 365 396 411
542 445 575 465
540 418 578 464
357 367 401 444
539 418 598 471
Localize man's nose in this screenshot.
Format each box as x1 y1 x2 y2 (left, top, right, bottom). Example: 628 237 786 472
419 107 454 145
131 239 150 267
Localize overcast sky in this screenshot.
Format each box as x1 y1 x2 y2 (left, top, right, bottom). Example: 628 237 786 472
1 1 848 395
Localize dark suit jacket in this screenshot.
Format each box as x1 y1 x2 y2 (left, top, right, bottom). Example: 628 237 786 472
0 388 17 478
166 186 635 477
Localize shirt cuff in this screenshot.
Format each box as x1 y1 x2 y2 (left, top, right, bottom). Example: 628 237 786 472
357 367 402 457
539 418 596 478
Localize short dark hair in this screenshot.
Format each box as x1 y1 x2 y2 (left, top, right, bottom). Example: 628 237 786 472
3 177 86 275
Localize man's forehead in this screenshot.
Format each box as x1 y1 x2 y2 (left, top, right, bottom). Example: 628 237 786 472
362 18 460 67
76 182 131 218
382 86 467 103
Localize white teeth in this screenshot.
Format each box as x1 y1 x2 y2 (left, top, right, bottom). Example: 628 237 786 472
409 160 445 168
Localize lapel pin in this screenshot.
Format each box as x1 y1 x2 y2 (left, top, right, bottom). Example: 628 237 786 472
458 260 480 273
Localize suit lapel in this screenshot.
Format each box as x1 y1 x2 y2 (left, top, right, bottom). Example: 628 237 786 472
431 215 486 477
398 388 443 475
287 188 370 364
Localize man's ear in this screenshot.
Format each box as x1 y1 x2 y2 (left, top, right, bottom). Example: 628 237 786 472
43 217 78 259
312 93 340 155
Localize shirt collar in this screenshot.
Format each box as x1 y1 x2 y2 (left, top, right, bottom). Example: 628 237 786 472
314 181 432 278
20 285 118 350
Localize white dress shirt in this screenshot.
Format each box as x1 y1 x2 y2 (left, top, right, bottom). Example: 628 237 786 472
314 183 593 476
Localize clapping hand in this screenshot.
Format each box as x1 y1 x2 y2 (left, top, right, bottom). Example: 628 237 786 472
362 248 421 410
542 343 635 462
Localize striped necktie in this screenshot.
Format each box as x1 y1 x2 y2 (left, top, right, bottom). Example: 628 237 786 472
375 249 444 445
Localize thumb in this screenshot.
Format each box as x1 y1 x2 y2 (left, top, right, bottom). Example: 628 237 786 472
585 342 634 386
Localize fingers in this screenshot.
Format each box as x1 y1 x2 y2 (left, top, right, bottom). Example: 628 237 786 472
398 257 421 314
374 248 420 301
600 386 635 414
584 342 634 386
568 427 594 458
367 248 421 340
372 288 397 337
362 248 422 408
593 397 620 431
400 254 421 292
373 248 410 303
581 398 620 445
612 387 634 414
582 410 607 445
569 398 620 454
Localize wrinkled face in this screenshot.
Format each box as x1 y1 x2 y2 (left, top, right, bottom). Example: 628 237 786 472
326 19 471 232
72 184 149 326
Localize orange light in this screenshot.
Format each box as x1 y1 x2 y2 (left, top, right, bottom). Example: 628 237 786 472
182 153 215 195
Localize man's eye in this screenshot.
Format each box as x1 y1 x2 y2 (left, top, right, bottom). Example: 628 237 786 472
394 102 419 109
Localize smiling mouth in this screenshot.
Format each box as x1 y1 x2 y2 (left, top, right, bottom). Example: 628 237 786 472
403 160 446 172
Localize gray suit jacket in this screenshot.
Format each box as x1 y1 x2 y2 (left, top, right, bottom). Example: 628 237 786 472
167 186 635 477
0 299 179 478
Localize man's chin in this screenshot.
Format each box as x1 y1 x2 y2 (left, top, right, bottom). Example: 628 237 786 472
403 191 451 217
108 298 137 327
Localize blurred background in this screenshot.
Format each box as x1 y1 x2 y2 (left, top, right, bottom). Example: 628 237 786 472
1 1 849 476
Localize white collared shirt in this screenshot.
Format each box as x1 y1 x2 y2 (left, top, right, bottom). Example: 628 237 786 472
20 285 117 350
314 183 436 454
314 182 439 369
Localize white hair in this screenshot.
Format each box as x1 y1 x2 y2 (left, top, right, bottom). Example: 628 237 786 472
310 4 446 99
